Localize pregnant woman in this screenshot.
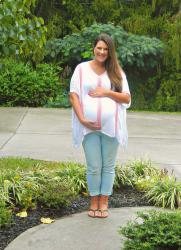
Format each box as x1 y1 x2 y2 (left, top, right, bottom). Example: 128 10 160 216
69 33 131 218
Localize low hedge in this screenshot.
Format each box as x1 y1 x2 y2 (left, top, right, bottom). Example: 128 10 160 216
0 59 62 107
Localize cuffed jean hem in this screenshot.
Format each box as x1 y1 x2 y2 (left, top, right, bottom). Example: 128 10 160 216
89 192 101 196
89 192 112 196
100 191 113 196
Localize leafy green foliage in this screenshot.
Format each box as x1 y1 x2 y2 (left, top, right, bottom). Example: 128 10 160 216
0 157 180 229
0 59 61 107
32 0 181 111
38 178 76 208
145 172 181 209
0 160 86 215
154 72 181 111
56 162 87 193
119 210 181 250
44 76 71 108
45 23 164 70
117 1 181 111
115 159 181 209
34 0 123 39
0 170 41 209
151 0 180 14
114 165 135 189
45 92 71 108
114 159 160 189
0 167 77 211
163 14 181 71
0 203 12 228
136 172 181 209
44 23 164 110
0 0 47 63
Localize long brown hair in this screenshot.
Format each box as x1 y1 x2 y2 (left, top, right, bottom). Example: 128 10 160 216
93 33 123 92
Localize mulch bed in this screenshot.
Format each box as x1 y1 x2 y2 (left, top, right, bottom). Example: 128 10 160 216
0 186 152 250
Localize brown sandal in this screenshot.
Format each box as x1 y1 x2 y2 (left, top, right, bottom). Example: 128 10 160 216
97 209 109 218
88 209 98 218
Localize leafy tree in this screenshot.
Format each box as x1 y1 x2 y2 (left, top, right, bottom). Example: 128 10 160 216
44 23 164 111
0 0 47 63
45 23 164 70
34 0 123 39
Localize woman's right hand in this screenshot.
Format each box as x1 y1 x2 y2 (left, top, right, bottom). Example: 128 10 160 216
80 118 101 130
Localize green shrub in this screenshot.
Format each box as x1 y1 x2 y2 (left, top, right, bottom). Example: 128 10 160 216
119 210 181 250
154 72 181 111
56 162 87 193
115 160 181 209
0 170 41 209
130 159 159 178
38 178 76 208
0 59 62 107
145 174 181 209
0 203 12 228
114 164 135 189
114 159 159 189
0 167 77 210
45 92 71 108
45 23 163 70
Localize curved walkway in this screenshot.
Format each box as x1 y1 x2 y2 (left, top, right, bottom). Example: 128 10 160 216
5 207 159 250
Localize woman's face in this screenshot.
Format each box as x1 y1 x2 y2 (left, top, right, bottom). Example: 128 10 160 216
93 40 109 63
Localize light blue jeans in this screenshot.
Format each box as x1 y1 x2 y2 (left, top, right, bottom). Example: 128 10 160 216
82 132 119 196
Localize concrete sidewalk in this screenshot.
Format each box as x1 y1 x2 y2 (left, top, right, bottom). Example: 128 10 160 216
0 107 180 250
0 107 181 177
5 207 160 250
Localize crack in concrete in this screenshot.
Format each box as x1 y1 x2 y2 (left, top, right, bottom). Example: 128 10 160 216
0 109 29 150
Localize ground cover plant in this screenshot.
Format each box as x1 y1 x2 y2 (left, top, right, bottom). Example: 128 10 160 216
115 159 181 210
119 209 181 250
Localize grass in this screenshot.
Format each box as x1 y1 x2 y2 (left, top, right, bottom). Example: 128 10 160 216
0 157 73 172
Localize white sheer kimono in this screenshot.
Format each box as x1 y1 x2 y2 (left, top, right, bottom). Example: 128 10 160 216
70 61 131 148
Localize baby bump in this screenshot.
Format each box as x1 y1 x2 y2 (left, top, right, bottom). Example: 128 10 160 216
83 95 116 123
83 95 97 121
101 97 116 124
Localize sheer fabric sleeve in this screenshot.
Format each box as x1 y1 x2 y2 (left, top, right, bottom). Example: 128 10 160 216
121 72 131 109
69 64 84 148
69 65 80 97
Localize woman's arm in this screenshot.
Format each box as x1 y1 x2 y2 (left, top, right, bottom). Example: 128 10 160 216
69 92 84 122
69 92 101 130
88 87 131 104
104 89 131 104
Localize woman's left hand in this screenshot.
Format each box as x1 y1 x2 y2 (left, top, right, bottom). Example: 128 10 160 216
88 87 108 98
